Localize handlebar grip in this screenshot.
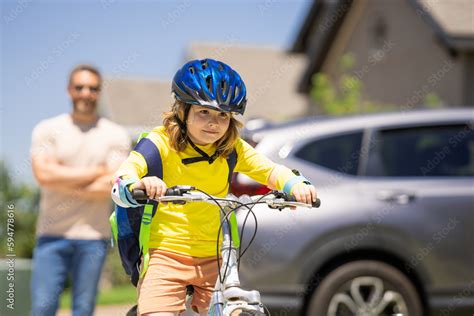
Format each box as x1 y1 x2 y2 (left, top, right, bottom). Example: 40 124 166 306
131 189 148 204
132 188 181 199
281 192 321 208
164 187 185 196
131 186 189 204
313 198 321 208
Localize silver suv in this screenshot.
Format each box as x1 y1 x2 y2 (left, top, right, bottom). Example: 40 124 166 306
235 109 474 316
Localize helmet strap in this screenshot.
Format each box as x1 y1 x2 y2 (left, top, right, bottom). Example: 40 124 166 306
182 140 220 165
176 104 221 165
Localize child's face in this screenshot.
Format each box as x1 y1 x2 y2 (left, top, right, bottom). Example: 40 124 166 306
186 105 231 145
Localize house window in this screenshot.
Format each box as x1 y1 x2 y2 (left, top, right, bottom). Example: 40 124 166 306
368 14 389 63
373 16 387 49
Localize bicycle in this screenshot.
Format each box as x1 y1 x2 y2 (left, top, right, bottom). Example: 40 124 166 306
130 185 321 316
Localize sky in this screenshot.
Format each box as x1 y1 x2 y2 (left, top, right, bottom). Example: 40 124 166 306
1 0 312 183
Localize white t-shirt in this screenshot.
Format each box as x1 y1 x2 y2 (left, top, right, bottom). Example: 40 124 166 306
30 113 131 239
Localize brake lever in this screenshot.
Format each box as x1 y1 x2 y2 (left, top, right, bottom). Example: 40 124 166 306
166 185 195 196
268 204 284 211
165 185 195 204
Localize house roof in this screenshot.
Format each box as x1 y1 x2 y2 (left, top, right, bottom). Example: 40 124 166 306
99 78 173 135
292 0 352 53
412 0 474 50
292 0 474 92
291 0 353 92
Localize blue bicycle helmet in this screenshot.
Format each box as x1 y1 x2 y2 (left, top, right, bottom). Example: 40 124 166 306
172 59 247 115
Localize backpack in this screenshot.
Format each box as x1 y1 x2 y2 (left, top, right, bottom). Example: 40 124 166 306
109 132 238 286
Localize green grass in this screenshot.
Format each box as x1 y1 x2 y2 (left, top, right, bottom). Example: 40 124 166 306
59 285 136 309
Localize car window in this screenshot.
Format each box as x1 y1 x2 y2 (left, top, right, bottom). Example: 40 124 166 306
294 132 363 175
367 124 474 177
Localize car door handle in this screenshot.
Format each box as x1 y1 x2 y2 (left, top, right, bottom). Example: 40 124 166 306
376 191 416 204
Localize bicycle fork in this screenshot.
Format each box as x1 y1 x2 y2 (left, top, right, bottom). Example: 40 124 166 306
208 213 265 316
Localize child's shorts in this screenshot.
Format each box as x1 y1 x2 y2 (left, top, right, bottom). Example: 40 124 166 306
137 248 219 314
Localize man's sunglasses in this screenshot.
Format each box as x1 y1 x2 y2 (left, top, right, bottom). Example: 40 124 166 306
73 85 101 93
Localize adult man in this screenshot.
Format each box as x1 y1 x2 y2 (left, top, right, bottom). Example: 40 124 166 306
30 65 130 316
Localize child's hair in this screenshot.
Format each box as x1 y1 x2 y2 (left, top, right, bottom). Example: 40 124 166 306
163 100 243 157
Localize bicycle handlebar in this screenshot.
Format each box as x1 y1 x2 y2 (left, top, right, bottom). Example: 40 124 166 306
280 191 321 208
131 185 321 208
131 186 193 204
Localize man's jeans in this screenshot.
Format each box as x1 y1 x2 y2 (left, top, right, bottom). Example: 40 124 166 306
30 237 108 316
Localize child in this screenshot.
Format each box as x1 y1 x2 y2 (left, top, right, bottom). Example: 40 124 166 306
112 58 317 316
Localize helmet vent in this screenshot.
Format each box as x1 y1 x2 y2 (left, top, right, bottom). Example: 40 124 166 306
201 60 208 69
206 76 212 91
221 79 227 91
189 66 195 74
217 63 224 71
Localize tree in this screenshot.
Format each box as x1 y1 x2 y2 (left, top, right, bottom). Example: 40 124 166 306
0 161 133 287
0 161 39 258
310 53 441 115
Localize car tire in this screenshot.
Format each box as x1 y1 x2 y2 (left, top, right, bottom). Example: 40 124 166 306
307 260 423 316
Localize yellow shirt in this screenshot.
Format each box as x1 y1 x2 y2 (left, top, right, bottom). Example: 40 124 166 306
117 126 280 257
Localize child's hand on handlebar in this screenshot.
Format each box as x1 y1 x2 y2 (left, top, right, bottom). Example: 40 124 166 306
292 183 318 206
130 176 167 200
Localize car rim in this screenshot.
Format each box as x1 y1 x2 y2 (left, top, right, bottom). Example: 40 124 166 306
327 276 408 316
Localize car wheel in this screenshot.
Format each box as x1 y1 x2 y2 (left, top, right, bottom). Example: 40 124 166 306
307 260 423 316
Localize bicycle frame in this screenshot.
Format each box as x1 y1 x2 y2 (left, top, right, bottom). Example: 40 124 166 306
131 186 319 316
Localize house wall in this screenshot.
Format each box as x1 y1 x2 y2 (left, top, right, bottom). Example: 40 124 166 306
322 0 465 107
463 53 474 105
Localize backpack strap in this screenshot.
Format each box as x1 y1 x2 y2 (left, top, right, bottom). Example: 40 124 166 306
226 148 238 188
225 148 240 248
138 203 155 279
133 132 163 278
